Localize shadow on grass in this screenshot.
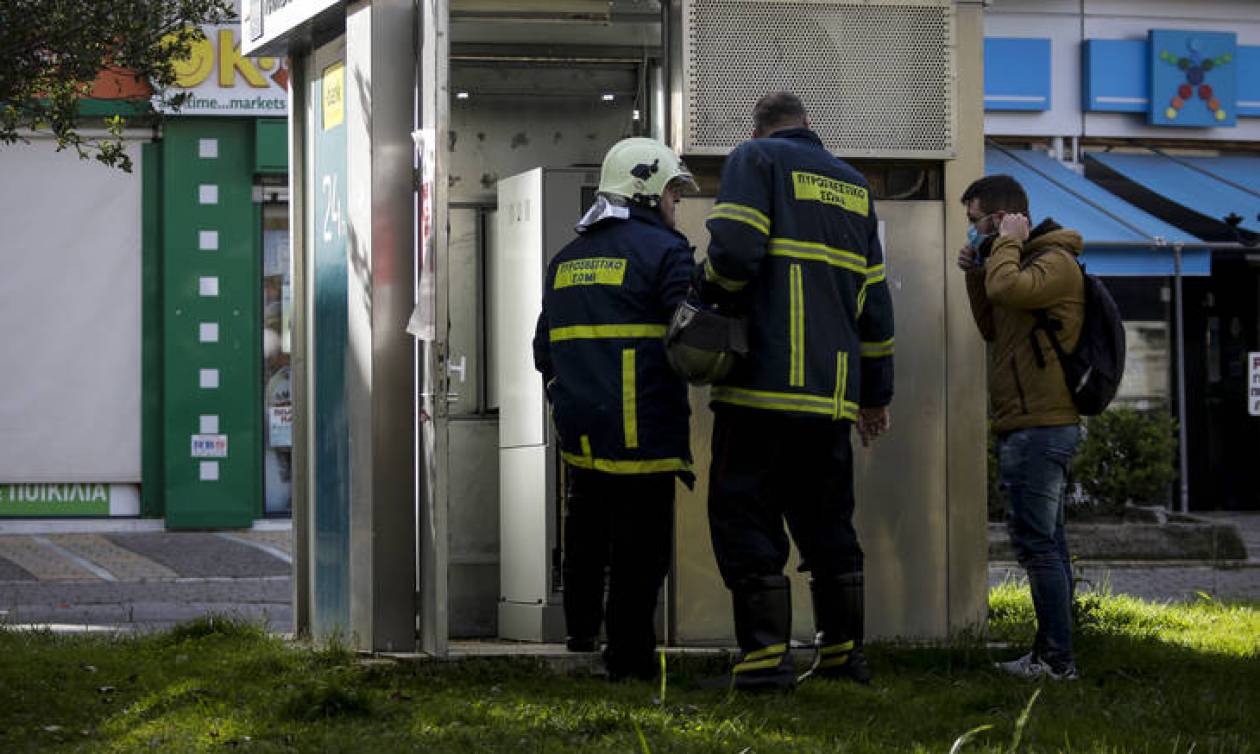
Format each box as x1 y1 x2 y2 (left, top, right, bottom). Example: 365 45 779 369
1 596 1256 753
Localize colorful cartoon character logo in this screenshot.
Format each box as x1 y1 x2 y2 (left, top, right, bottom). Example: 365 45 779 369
1158 36 1233 122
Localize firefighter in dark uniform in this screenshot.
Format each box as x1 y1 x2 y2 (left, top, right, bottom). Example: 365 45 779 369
694 92 895 691
533 138 697 681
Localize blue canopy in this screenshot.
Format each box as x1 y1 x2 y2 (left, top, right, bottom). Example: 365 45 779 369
1177 155 1260 199
1086 150 1260 237
985 147 1211 276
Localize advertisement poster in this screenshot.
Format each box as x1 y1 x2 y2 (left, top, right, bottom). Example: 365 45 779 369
1249 352 1260 416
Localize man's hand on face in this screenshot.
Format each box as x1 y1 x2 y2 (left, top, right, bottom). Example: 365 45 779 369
998 212 1031 242
957 244 979 271
857 406 891 448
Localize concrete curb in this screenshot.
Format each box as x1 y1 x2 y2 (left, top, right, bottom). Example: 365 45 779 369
988 521 1248 561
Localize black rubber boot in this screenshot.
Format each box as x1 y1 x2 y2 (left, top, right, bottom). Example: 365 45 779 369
730 575 796 692
799 572 871 685
566 636 598 653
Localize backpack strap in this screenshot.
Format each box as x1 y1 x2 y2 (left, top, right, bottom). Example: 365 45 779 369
1026 248 1084 369
1029 310 1066 369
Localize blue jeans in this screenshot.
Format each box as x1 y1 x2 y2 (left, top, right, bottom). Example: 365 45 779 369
998 424 1081 669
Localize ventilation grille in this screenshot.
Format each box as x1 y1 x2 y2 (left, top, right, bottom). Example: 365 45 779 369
682 0 955 158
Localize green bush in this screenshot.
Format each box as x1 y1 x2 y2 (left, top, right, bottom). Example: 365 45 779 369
1072 407 1177 516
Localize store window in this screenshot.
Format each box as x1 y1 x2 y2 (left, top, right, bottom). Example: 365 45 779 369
1116 321 1171 410
262 200 292 515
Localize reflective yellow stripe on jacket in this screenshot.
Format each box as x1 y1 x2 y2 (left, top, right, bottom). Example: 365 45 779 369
857 264 886 316
622 349 638 449
832 352 852 420
769 238 868 276
550 324 667 342
711 386 858 420
703 259 749 292
560 451 692 475
708 202 771 235
860 337 895 358
788 264 805 387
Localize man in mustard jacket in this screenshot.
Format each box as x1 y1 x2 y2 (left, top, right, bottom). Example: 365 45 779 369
958 175 1085 681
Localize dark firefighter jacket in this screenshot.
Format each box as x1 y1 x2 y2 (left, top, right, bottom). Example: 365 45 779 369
700 127 895 420
533 205 695 481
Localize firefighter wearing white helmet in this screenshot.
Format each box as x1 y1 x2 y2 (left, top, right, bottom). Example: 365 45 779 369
597 137 697 208
533 137 696 682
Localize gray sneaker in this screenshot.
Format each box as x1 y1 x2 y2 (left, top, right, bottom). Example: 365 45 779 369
995 652 1079 681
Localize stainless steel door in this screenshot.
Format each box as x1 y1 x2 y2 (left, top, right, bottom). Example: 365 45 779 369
670 197 977 643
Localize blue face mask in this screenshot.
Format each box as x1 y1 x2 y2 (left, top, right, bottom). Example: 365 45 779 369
967 224 990 250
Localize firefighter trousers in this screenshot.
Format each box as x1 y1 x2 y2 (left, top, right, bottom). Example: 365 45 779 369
562 466 675 679
707 406 864 605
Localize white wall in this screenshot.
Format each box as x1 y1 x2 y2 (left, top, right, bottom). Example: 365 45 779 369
0 140 144 482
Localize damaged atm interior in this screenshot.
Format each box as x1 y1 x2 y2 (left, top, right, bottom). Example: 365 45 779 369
256 0 990 653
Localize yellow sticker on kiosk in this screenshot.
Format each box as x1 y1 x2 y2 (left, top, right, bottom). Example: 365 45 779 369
322 61 345 130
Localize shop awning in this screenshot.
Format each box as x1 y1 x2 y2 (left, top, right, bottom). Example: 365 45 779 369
985 147 1211 276
1084 150 1260 242
1176 155 1260 198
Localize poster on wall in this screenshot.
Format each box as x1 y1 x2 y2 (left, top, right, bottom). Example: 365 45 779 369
1149 30 1237 127
406 129 437 342
1249 352 1260 416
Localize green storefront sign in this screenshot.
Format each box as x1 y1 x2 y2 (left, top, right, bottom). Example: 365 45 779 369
0 484 111 516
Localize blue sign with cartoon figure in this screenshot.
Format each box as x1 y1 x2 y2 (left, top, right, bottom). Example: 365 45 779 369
1149 30 1237 127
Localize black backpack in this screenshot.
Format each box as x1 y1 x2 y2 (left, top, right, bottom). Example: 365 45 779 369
1029 262 1126 416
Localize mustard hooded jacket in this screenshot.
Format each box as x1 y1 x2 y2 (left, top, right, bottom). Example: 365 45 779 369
965 219 1086 435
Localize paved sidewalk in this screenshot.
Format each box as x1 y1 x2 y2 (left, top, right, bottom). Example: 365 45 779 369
988 561 1260 602
989 511 1260 603
0 521 293 633
2 515 1257 636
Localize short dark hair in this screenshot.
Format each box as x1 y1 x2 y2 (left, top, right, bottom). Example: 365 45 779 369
753 92 808 136
961 174 1029 217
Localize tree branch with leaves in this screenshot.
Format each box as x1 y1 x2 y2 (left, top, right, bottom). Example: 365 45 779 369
0 0 234 171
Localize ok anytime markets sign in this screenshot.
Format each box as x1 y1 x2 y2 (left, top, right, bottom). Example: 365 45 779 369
0 484 111 516
161 22 289 116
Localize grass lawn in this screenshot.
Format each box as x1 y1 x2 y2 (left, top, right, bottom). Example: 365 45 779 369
1 584 1256 753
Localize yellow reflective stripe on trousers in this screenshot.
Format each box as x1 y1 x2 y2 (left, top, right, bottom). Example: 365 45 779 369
745 643 788 661
769 238 868 276
857 265 886 316
550 324 667 342
560 451 692 475
818 655 850 669
733 642 788 674
819 640 855 656
622 349 638 449
789 264 805 387
734 657 784 673
704 259 749 292
711 386 836 417
860 337 895 358
708 202 771 235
